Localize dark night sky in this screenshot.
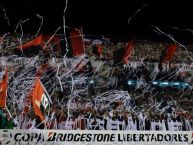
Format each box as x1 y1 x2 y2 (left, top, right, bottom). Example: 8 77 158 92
0 0 193 41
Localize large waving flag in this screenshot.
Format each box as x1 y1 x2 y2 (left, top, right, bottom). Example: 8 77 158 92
32 78 49 121
15 35 43 56
163 44 177 63
22 64 49 114
158 44 177 71
18 35 43 50
0 66 8 108
123 40 134 64
70 29 84 56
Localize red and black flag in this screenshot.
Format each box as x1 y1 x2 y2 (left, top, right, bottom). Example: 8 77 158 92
113 40 134 66
61 28 85 57
70 29 84 56
123 40 134 64
32 78 49 122
0 66 8 108
158 44 177 71
15 35 43 57
22 63 49 116
163 44 177 63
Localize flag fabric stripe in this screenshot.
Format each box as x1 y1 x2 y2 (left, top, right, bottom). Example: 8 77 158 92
32 78 48 121
163 44 177 63
15 35 43 57
18 35 43 50
96 44 103 57
41 93 48 109
0 66 8 108
70 30 84 56
22 64 49 115
122 40 134 64
158 44 177 71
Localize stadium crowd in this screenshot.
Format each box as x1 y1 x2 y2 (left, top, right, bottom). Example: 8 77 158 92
0 34 193 131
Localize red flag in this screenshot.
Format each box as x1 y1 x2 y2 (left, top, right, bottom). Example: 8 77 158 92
0 66 8 108
32 78 49 121
18 35 43 50
163 44 177 63
122 40 134 64
22 64 49 114
96 44 103 57
70 30 84 56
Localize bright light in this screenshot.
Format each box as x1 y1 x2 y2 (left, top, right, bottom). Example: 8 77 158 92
89 80 95 84
152 81 158 85
172 82 180 85
183 83 189 86
128 81 132 85
161 82 169 85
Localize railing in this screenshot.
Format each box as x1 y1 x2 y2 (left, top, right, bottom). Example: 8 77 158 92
24 117 193 131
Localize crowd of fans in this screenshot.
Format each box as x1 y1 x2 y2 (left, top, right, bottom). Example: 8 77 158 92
0 34 193 131
85 39 193 64
1 88 193 130
1 34 193 64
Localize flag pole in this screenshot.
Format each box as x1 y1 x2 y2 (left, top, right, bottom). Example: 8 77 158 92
5 105 13 119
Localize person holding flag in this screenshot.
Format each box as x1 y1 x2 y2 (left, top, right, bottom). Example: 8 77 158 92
31 78 51 129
